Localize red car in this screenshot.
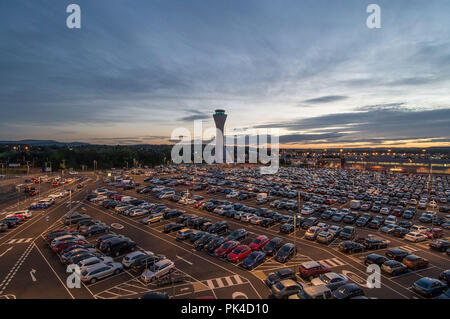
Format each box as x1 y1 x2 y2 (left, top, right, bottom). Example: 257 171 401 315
115 195 122 201
195 201 206 208
227 245 251 263
53 239 85 253
214 240 239 258
298 261 330 280
249 235 270 251
7 214 26 221
424 228 443 239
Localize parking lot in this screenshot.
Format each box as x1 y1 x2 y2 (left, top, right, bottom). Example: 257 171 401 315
0 167 449 299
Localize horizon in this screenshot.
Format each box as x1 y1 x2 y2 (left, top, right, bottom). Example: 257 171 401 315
1 0 449 148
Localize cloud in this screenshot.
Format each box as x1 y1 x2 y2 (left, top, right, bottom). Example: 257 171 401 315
257 107 450 145
301 95 348 104
178 109 211 121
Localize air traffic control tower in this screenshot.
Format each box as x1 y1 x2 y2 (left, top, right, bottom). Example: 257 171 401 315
213 109 227 163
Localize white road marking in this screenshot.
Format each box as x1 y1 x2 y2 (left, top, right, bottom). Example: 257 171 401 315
176 255 193 266
0 247 13 257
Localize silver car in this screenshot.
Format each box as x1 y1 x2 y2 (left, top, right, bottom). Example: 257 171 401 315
122 250 152 268
77 256 114 272
311 272 348 291
140 259 175 283
80 262 123 284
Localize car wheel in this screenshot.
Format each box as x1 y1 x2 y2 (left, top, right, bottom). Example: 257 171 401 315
90 277 97 284
114 269 120 275
115 251 120 257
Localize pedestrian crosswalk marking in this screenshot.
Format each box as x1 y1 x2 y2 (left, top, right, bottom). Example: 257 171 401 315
204 275 245 290
7 238 33 244
398 245 419 253
318 257 346 268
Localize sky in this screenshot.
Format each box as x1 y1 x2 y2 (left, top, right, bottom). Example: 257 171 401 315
0 0 449 148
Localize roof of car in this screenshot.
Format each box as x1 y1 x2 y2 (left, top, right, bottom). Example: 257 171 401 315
301 261 321 269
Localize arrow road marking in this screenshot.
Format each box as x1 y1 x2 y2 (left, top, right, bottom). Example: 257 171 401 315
30 269 37 282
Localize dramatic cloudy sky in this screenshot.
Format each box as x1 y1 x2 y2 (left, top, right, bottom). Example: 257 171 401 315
1 0 449 148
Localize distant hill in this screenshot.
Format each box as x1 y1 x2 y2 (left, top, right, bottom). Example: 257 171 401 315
0 140 89 146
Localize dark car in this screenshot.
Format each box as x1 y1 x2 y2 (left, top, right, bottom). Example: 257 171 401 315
262 237 283 256
332 283 365 299
130 254 165 274
239 251 266 270
358 237 389 250
338 241 365 254
280 223 294 234
339 226 355 240
412 277 447 298
208 221 229 236
225 229 248 241
204 236 226 254
393 227 409 238
429 239 450 252
439 270 450 285
275 243 296 263
265 268 296 288
381 260 408 276
364 253 389 266
194 233 217 250
63 213 90 225
163 223 184 233
99 237 136 257
385 248 409 262
260 218 275 228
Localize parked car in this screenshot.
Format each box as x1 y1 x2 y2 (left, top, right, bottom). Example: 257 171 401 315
80 262 123 284
381 260 408 276
402 254 429 269
214 240 239 258
262 237 283 256
98 237 136 257
274 243 296 263
386 248 409 262
239 251 266 270
412 277 447 298
249 235 270 251
227 245 251 263
332 283 365 299
271 279 305 299
298 261 330 280
140 259 175 283
265 268 296 288
311 272 348 291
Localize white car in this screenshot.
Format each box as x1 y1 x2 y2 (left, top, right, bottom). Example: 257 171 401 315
226 192 239 199
129 209 148 217
6 210 33 218
384 215 397 225
380 207 391 215
410 225 428 233
404 232 427 242
140 259 175 283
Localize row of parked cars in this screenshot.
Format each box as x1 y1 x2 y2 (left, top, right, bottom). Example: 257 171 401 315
45 211 141 284
0 210 33 232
